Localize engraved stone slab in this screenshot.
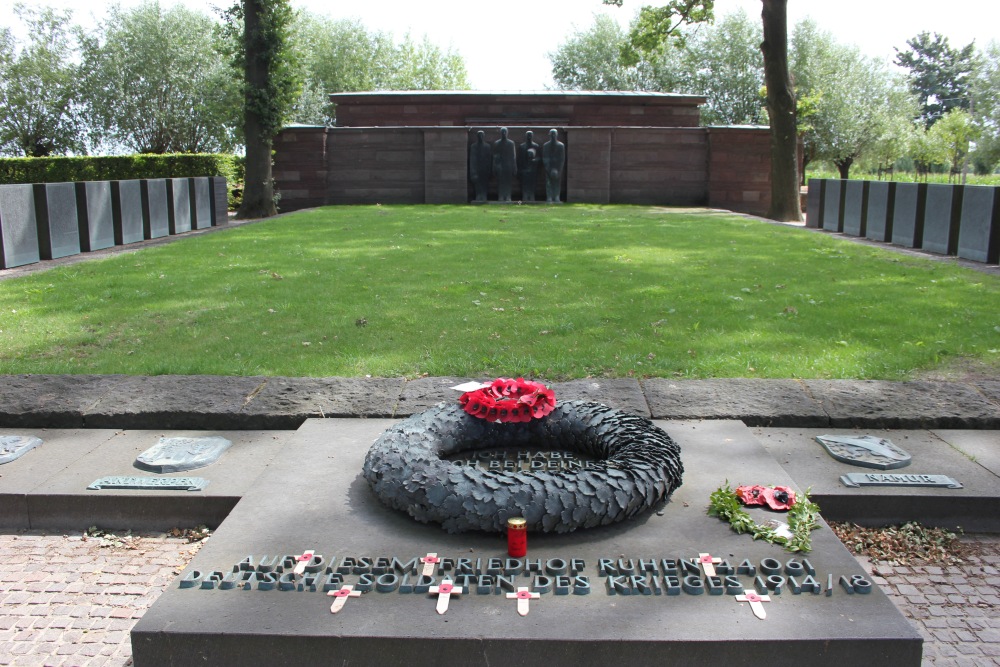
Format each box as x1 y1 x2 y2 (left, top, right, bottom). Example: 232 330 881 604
0 183 40 268
815 434 911 470
840 472 962 489
192 178 213 229
0 435 43 464
134 436 232 473
77 181 115 251
88 476 209 491
865 181 893 242
921 183 960 255
112 180 145 245
142 179 170 239
168 178 192 234
35 182 81 259
957 185 1000 264
822 179 843 232
210 177 228 226
842 180 867 237
805 179 823 229
891 183 925 248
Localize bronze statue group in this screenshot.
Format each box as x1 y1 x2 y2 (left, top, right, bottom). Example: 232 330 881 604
469 128 565 204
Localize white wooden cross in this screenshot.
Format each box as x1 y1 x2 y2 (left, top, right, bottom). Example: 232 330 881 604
420 552 440 578
327 584 362 614
735 591 771 620
698 552 722 577
428 579 463 615
506 586 541 616
293 549 315 576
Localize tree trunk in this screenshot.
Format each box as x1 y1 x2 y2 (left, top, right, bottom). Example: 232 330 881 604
237 0 278 220
760 0 802 222
835 157 853 179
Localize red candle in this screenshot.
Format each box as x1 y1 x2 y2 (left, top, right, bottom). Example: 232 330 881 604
507 517 527 557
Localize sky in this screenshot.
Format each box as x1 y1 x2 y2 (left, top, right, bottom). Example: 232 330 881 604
6 0 1000 90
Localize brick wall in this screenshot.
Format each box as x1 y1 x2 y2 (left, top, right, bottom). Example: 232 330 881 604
609 128 708 205
332 92 706 129
326 128 425 205
707 127 773 216
273 126 327 210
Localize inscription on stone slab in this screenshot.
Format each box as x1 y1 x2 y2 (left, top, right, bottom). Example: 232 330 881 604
88 476 209 491
815 434 911 470
0 435 43 464
840 473 962 489
134 436 232 473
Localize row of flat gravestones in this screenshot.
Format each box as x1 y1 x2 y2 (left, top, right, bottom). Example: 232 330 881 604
806 179 1000 265
0 177 229 270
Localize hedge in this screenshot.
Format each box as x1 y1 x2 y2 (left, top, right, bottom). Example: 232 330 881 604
0 154 244 210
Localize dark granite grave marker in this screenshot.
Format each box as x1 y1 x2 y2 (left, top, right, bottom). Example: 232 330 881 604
210 177 228 226
168 178 192 234
805 179 823 229
841 181 868 237
191 178 213 229
822 179 844 232
112 180 145 245
0 435 43 464
0 183 40 268
891 182 926 248
957 185 1000 264
864 181 894 242
134 436 232 473
34 182 81 260
921 183 962 255
76 181 115 252
142 179 170 239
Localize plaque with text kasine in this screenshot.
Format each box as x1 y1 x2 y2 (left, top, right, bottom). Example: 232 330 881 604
840 472 962 489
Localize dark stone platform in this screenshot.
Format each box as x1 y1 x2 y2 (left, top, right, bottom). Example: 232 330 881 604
131 419 921 667
753 427 1000 532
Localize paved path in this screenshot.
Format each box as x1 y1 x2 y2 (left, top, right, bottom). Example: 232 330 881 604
0 531 996 666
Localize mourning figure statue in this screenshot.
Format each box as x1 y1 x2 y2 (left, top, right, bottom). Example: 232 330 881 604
469 130 492 202
492 127 518 203
542 128 566 203
518 131 541 202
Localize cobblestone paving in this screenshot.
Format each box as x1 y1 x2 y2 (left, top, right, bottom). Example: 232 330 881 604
861 534 1000 667
1 531 997 666
0 531 202 667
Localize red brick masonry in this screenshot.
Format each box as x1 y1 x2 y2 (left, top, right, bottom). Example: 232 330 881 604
274 91 775 215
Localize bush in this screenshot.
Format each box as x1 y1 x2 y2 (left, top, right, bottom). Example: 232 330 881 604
0 154 244 210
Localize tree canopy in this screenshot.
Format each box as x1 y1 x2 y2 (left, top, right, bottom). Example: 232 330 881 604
895 32 977 128
0 4 82 157
80 1 240 154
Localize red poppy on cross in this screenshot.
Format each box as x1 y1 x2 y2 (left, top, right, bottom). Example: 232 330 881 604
506 586 540 616
327 585 362 614
698 552 722 577
735 591 771 620
293 550 315 576
428 579 464 614
420 552 440 578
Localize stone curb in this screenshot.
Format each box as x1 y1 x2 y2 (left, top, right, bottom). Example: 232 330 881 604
1 375 998 430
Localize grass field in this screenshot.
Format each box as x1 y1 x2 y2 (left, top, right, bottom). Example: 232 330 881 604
1 205 998 380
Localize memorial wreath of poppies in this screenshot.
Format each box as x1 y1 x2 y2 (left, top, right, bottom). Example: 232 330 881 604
362 378 684 533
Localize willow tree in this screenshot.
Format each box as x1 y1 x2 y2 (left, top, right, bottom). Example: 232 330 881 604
224 0 300 219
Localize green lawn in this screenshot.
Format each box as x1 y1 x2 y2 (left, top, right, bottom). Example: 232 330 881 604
1 205 998 380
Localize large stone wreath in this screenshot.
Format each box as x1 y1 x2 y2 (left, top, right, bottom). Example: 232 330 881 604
362 400 683 533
